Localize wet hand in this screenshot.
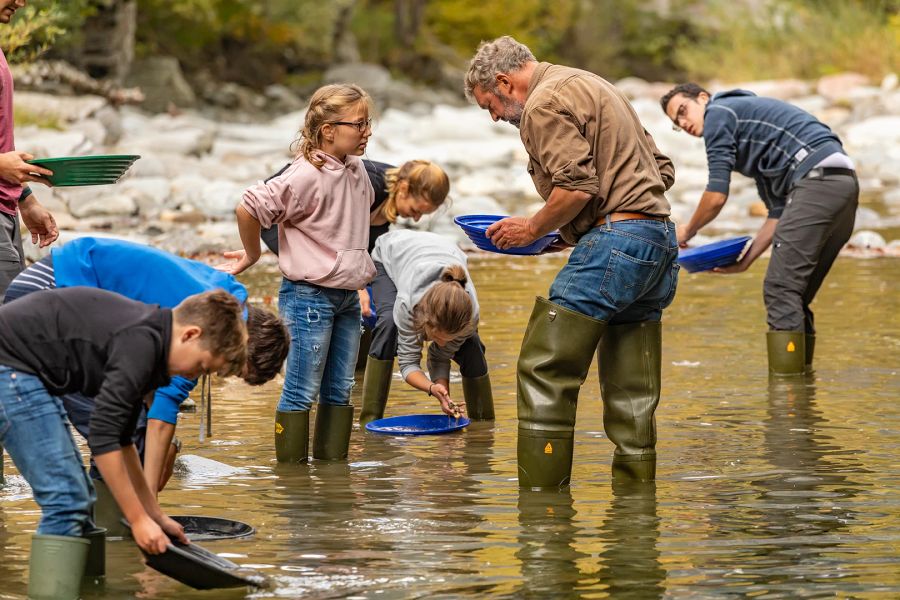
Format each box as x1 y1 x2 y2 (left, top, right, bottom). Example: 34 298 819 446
0 151 53 186
216 249 256 275
132 516 170 555
713 261 748 274
486 217 537 250
18 197 59 247
676 224 693 248
157 514 189 545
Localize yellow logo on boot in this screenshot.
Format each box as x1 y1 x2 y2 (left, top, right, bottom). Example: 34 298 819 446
275 422 284 434
786 341 796 352
544 442 553 454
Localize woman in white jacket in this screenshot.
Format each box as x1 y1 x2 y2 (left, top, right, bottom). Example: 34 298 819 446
360 230 494 425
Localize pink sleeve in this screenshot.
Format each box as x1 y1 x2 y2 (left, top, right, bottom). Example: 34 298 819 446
240 172 307 229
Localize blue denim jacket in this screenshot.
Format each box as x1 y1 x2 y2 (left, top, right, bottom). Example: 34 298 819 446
703 89 845 217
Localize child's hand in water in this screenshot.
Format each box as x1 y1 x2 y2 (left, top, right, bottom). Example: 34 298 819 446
432 385 464 419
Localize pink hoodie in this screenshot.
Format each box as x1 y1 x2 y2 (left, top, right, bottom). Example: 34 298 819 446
241 151 376 290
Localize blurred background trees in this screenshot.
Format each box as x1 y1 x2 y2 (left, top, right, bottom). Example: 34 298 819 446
1 0 897 91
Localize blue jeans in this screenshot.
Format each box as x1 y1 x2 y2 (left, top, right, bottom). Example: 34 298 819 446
0 366 95 536
278 280 362 412
549 218 679 323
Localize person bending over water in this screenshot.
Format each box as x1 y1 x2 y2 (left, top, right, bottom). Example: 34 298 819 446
3 237 289 536
361 229 494 425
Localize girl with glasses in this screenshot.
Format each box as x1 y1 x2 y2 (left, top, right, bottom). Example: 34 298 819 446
220 83 376 464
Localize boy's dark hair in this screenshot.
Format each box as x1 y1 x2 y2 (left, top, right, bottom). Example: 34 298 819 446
244 305 290 385
174 290 247 377
660 83 710 113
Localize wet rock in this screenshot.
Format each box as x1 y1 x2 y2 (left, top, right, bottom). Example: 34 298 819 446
816 72 870 103
847 230 886 251
64 187 139 219
16 129 93 158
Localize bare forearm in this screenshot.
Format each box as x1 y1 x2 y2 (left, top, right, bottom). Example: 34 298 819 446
123 445 165 521
236 205 262 260
405 369 433 394
142 419 176 496
94 448 153 525
528 187 592 237
684 191 728 238
742 218 777 265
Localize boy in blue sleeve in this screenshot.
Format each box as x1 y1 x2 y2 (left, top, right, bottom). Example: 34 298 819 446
661 84 858 375
0 287 247 599
4 237 290 498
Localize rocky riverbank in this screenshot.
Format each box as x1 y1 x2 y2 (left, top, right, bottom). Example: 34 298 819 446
14 70 900 262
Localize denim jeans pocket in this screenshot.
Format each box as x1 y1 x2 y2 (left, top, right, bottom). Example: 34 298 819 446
600 249 659 310
657 261 681 310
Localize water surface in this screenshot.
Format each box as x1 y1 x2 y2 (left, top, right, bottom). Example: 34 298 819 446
1 255 898 599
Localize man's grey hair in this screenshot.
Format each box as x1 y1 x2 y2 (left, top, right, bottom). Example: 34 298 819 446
464 36 536 101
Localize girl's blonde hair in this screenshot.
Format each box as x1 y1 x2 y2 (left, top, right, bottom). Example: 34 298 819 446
412 265 475 340
382 160 450 223
292 83 373 168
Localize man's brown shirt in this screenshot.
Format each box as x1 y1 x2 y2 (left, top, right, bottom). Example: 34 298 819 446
520 62 675 244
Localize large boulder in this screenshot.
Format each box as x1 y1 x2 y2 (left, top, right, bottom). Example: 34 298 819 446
124 56 196 113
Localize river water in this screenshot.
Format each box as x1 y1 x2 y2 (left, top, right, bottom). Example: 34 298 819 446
1 253 898 599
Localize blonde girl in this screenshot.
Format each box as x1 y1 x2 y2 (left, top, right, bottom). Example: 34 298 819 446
221 83 376 463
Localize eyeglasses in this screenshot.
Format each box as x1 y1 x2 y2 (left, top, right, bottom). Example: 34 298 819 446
671 100 689 132
329 118 373 133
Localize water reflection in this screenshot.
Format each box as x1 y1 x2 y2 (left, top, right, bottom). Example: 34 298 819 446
516 490 587 597
598 479 665 599
696 376 865 595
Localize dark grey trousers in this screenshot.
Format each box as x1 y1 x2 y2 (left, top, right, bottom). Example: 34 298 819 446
368 261 488 377
764 172 859 332
0 211 25 298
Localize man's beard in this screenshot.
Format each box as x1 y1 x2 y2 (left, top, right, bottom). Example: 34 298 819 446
500 94 524 128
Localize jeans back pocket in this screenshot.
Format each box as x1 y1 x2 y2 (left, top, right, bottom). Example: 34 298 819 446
600 249 659 310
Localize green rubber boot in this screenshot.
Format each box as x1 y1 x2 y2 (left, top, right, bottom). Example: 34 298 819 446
82 526 106 579
312 403 355 460
598 321 662 482
92 479 130 538
360 356 393 426
767 331 806 376
462 373 495 420
28 534 90 600
517 297 606 490
805 333 815 371
275 409 310 463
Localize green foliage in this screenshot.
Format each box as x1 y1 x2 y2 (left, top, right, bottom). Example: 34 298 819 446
0 0 93 63
676 0 900 82
135 0 340 85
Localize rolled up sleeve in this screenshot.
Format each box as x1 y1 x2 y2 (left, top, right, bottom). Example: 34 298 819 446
523 103 600 196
